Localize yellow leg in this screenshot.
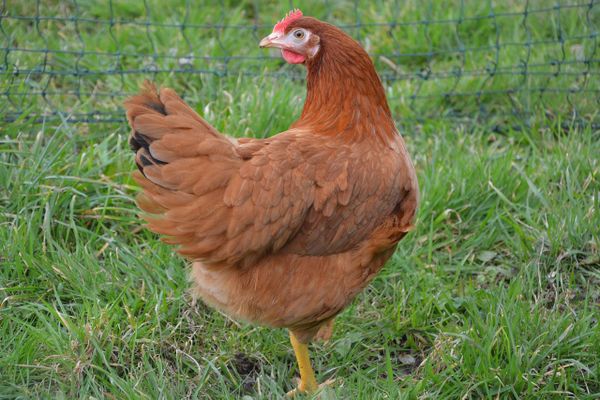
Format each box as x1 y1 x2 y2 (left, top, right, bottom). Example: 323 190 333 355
289 331 318 393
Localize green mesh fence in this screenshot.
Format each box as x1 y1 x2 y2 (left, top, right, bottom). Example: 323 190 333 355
1 1 599 128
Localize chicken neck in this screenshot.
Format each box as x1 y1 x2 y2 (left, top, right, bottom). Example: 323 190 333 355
294 38 397 142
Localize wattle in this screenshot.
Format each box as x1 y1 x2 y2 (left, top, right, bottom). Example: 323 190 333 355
282 49 305 64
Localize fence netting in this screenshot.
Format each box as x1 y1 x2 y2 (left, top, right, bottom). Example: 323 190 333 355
1 1 599 128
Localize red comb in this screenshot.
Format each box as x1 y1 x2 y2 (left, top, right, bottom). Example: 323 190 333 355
273 9 303 33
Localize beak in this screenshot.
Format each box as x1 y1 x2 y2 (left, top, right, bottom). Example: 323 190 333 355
259 32 284 48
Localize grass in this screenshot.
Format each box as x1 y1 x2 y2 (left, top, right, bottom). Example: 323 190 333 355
1 1 600 399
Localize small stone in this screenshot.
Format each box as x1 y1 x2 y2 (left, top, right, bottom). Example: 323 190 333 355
398 354 416 365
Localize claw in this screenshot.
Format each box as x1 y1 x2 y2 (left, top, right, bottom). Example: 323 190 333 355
286 378 336 398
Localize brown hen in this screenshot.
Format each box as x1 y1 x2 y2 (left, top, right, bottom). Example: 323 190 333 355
125 9 418 396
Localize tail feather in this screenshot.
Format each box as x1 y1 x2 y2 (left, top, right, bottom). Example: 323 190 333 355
126 82 167 156
125 81 235 182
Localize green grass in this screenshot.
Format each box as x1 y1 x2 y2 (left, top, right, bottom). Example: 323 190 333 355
1 1 600 399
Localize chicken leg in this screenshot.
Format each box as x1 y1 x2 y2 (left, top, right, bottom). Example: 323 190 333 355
286 331 335 397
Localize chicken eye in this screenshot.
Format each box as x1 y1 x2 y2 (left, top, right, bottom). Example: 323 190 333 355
292 29 305 40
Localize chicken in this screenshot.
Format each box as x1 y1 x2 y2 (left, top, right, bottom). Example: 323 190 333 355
125 9 418 396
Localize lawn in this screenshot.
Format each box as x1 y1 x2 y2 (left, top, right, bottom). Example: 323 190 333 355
1 1 599 399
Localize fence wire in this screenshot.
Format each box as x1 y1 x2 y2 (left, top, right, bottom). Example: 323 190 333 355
1 0 599 128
